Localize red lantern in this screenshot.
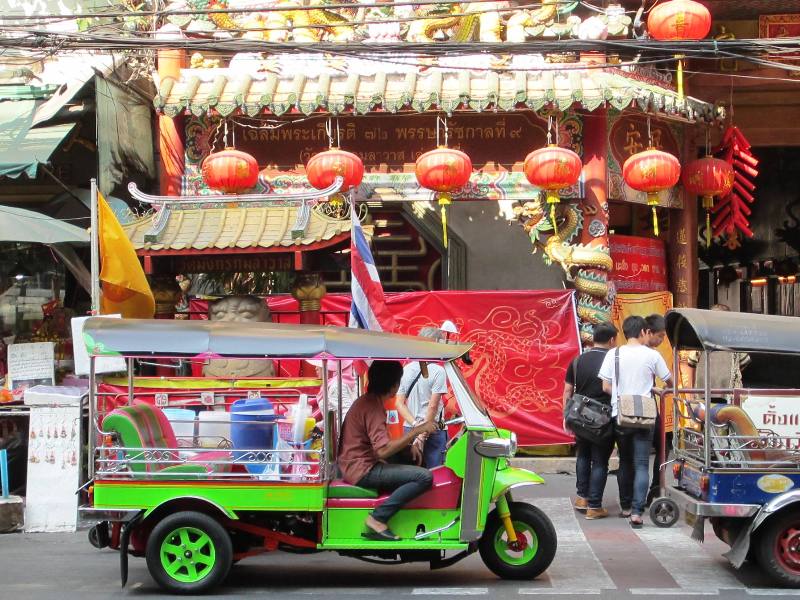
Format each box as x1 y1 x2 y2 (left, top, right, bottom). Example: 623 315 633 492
415 147 472 248
201 148 259 194
682 156 734 246
647 0 711 100
306 148 364 201
647 0 711 40
622 148 681 236
523 145 582 234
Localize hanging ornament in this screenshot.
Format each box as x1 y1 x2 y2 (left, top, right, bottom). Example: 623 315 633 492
306 148 365 204
523 145 582 236
682 155 734 246
710 126 758 241
647 0 712 101
622 148 681 236
201 148 259 194
415 147 472 248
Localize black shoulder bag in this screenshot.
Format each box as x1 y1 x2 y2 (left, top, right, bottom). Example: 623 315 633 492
564 355 613 444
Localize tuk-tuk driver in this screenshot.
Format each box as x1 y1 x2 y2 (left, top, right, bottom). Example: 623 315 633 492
338 360 438 541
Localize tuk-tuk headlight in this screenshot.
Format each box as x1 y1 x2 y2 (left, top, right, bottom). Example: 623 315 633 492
476 437 514 458
509 431 518 457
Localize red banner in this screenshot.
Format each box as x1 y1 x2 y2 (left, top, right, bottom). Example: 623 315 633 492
189 290 580 446
609 234 668 294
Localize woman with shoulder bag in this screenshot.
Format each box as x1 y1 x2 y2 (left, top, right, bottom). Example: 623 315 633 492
598 316 672 528
563 323 618 520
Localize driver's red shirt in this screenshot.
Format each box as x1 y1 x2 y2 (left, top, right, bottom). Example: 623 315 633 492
338 393 390 485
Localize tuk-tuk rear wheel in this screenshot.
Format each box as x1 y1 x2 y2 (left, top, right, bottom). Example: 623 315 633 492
755 509 800 587
145 511 233 595
479 502 556 580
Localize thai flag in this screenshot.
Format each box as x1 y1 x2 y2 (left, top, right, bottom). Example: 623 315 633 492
349 202 396 333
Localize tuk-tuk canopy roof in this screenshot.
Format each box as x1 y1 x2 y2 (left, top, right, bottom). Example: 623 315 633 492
83 318 472 361
666 308 800 354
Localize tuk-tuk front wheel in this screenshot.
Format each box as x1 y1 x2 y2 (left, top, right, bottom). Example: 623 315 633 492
479 502 557 580
145 511 233 595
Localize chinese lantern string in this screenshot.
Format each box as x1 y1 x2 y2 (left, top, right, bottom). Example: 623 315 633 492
325 118 334 148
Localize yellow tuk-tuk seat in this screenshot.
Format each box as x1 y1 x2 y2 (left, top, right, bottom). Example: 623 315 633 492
328 481 379 499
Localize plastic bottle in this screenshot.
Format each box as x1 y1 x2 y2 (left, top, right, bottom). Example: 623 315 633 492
292 394 311 444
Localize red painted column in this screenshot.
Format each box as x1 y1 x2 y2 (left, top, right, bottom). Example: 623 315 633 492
576 108 612 342
670 132 699 308
157 40 185 197
292 274 327 377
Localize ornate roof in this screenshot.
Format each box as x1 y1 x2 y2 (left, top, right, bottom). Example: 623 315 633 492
155 62 719 122
124 205 351 252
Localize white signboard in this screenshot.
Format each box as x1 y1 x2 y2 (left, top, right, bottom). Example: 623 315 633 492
71 316 126 375
7 343 55 391
742 395 800 439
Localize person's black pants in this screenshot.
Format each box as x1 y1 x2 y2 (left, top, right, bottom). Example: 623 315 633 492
575 436 613 509
358 463 433 524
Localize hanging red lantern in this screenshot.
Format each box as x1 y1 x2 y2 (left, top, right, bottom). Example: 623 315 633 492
201 148 259 194
622 148 681 236
647 0 711 100
415 147 472 248
306 148 364 202
682 156 734 246
523 145 582 235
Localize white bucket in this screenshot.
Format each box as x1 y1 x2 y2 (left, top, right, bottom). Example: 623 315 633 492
163 408 197 447
198 411 231 448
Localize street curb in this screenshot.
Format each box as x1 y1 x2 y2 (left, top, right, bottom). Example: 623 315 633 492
510 456 619 475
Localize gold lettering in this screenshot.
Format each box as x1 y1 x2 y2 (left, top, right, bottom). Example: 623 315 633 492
624 123 643 157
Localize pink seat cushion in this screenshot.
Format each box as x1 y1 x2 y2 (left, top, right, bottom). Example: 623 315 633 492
327 466 462 510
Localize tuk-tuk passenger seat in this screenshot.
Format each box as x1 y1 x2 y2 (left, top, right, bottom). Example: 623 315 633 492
327 466 461 508
103 403 232 475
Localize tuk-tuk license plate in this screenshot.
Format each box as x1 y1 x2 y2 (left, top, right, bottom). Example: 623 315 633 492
685 511 697 527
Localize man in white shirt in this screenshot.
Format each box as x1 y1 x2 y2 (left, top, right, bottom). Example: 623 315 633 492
598 315 672 528
396 327 449 468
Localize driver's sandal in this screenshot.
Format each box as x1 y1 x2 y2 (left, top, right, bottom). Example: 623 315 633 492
363 526 400 541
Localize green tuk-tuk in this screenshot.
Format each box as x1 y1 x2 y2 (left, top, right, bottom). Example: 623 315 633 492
79 318 557 594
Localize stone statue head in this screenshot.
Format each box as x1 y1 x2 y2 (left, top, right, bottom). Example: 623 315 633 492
204 295 274 378
208 295 272 323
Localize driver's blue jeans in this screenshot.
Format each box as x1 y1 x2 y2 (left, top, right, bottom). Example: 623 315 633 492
357 463 433 525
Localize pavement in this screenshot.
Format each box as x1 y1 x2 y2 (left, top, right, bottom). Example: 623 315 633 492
0 474 793 600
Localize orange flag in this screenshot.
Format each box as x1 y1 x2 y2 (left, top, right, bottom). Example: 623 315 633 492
98 192 155 318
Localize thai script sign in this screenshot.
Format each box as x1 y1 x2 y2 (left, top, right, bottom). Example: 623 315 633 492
609 235 668 293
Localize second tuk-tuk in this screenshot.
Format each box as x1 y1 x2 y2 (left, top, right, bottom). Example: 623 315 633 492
78 318 557 594
653 308 800 587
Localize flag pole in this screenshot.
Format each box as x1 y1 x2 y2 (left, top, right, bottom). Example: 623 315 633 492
90 178 100 315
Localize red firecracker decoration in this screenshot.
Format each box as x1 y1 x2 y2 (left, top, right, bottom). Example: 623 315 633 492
306 148 365 198
711 126 758 243
523 145 583 235
682 156 734 246
415 147 473 248
622 148 681 236
647 0 712 100
201 148 259 194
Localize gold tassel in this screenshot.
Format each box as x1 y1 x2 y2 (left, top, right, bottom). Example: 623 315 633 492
676 55 684 102
703 196 714 247
546 191 559 236
652 205 659 237
439 194 451 249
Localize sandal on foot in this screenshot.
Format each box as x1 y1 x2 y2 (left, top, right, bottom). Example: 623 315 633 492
629 516 643 529
619 508 632 518
362 527 400 541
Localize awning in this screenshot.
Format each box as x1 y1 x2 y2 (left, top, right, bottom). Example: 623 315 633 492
0 99 76 179
124 205 351 252
155 62 719 122
0 204 88 244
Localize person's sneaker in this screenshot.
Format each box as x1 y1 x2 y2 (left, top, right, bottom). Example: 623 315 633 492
585 508 609 520
574 497 589 511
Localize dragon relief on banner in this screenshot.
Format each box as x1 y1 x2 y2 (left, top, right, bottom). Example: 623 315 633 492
396 305 571 420
515 200 613 345
151 0 631 48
